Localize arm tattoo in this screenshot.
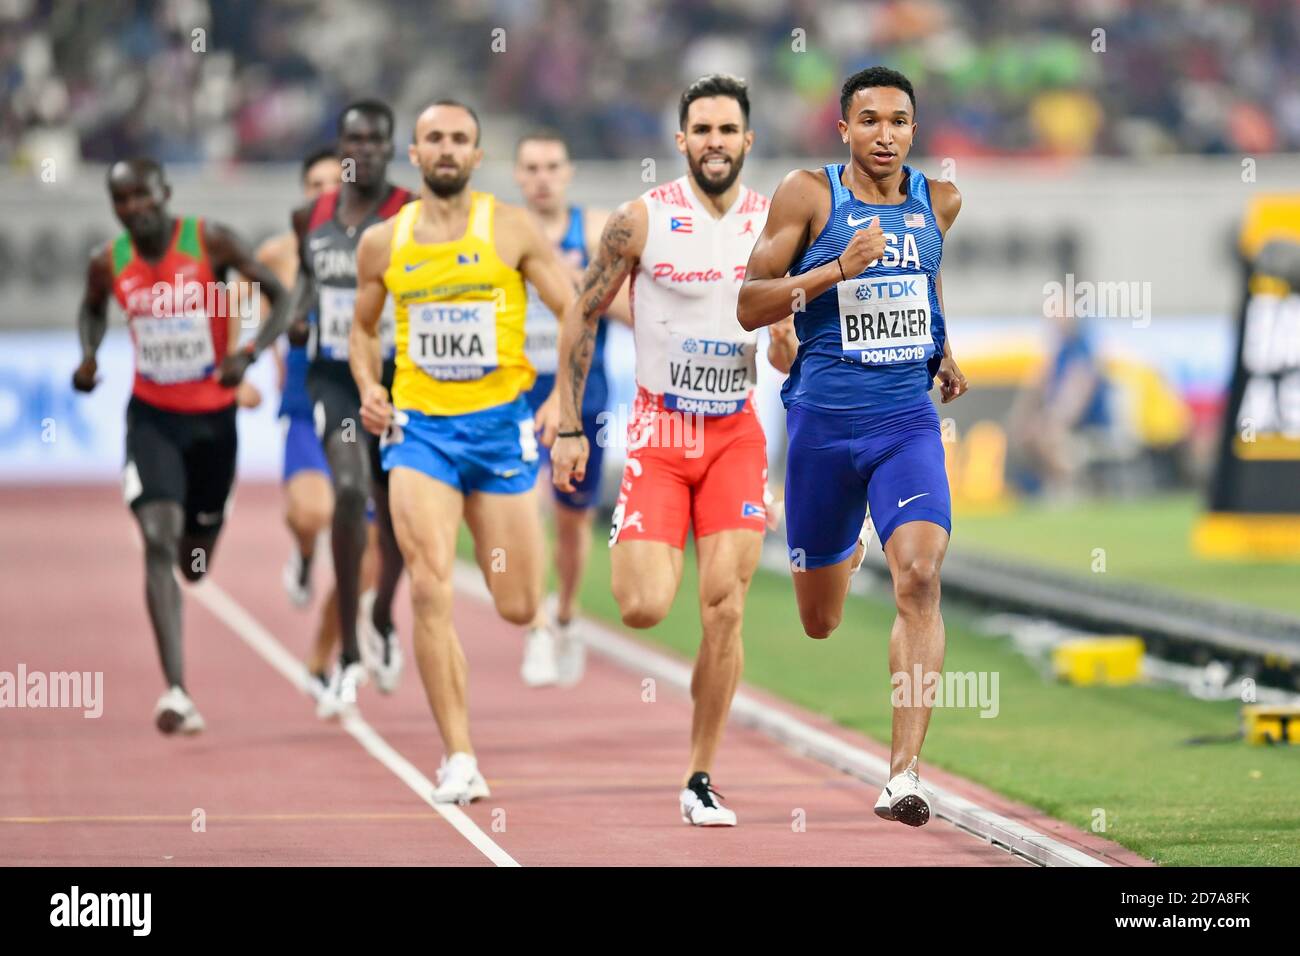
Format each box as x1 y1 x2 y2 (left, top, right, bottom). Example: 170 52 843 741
568 324 596 419
564 208 634 422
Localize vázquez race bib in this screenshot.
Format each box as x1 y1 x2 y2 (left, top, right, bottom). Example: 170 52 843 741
663 332 753 416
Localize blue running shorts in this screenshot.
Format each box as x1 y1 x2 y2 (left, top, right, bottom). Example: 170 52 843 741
281 413 329 483
784 396 951 569
381 395 540 496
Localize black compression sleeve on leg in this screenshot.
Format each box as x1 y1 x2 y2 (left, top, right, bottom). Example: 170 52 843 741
368 479 405 635
326 431 369 665
136 500 186 688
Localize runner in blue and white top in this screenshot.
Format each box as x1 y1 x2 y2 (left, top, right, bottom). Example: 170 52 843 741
737 66 969 830
513 129 629 689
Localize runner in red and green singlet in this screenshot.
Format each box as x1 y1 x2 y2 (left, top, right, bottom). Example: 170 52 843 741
72 158 291 735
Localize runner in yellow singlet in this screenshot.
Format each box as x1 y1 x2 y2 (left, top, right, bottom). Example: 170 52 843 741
349 100 575 804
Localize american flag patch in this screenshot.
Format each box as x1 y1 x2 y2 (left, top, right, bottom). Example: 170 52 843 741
670 216 693 233
904 212 926 228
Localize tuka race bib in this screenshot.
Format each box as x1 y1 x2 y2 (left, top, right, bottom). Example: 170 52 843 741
407 299 499 381
132 314 216 384
837 272 934 366
663 332 753 416
318 287 396 360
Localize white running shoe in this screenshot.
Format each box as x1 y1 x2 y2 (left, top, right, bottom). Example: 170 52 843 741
554 617 586 687
359 590 403 694
873 786 894 821
520 626 560 687
679 772 737 826
316 661 366 719
875 757 934 827
432 752 490 805
153 686 205 736
282 551 312 608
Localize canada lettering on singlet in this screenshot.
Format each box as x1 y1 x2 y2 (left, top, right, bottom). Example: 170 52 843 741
305 187 409 364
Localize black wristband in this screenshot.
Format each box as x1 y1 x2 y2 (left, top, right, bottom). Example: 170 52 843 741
556 430 585 439
836 256 846 282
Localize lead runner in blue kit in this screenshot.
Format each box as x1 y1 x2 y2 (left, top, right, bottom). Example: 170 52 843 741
738 66 969 828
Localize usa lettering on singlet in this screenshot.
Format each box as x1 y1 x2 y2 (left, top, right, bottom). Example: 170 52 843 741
784 164 946 410
631 177 769 416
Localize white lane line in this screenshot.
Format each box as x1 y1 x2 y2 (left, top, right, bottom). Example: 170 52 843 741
187 576 519 868
451 560 1108 868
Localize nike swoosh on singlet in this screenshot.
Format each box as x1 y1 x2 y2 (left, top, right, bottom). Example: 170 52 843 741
846 213 872 227
403 261 432 273
897 493 930 508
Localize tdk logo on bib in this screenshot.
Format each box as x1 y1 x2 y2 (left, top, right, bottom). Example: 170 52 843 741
857 278 918 300
682 338 744 357
430 306 481 322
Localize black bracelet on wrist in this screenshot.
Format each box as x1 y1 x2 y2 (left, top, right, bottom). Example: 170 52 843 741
836 256 846 281
556 430 585 439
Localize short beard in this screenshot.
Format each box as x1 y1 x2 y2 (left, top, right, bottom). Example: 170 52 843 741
424 168 471 198
688 151 744 196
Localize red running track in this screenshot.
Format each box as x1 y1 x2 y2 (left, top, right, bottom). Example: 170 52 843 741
0 484 1146 866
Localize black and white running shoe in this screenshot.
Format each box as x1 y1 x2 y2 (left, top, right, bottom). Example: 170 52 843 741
679 772 737 826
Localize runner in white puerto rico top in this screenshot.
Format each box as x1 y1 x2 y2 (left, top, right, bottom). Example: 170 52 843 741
631 174 767 420
551 74 798 827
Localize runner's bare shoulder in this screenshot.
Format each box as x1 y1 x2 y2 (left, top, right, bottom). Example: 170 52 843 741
926 178 962 232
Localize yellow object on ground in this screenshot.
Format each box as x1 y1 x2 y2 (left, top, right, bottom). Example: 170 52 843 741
1052 636 1145 686
1242 704 1300 745
1192 513 1300 560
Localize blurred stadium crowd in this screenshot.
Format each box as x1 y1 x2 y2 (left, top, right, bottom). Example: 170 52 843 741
2 0 1298 168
